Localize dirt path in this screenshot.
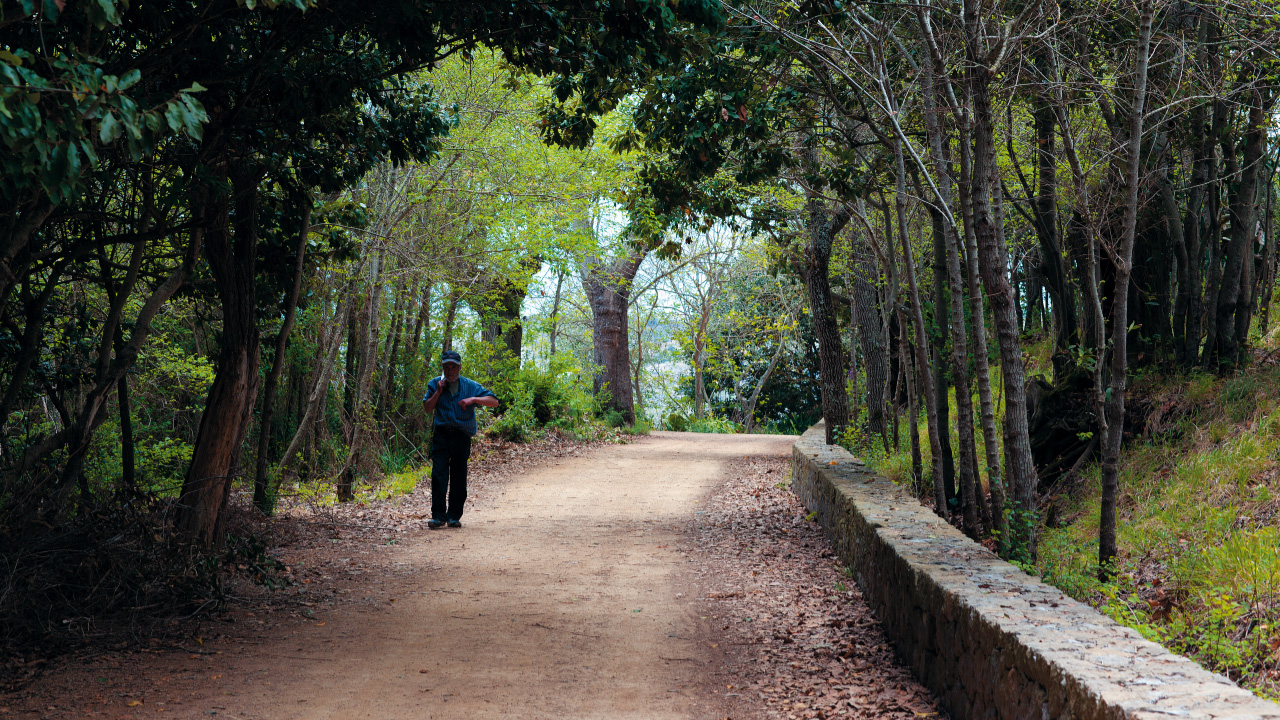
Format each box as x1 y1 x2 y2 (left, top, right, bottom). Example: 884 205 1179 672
4 431 942 720
264 431 788 720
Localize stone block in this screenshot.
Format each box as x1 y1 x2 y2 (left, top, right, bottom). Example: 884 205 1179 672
790 423 1280 720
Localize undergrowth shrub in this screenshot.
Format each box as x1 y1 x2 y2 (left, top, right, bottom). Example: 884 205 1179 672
471 347 597 442
687 414 740 433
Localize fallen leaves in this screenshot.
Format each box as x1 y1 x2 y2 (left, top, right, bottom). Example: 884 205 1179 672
688 455 945 720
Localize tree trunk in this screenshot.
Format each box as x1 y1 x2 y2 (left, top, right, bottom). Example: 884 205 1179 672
920 60 983 538
893 137 945 516
851 220 889 441
739 327 788 434
1259 152 1279 334
801 191 853 446
964 24 1038 554
930 210 957 504
474 275 528 363
1216 80 1268 367
379 276 408 414
253 205 309 514
337 287 361 502
1099 1 1153 577
549 269 565 356
583 250 646 424
176 172 263 547
279 294 351 474
442 286 462 354
116 333 135 491
1031 93 1077 382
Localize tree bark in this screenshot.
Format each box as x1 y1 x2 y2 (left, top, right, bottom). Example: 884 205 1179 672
1212 77 1268 368
278 293 350 474
893 137 946 516
253 205 309 514
442 286 462 354
176 171 263 547
964 18 1038 553
1031 92 1077 381
549 269 565 356
801 191 853 446
1099 1 1153 576
930 210 957 504
920 60 983 538
583 250 646 424
851 219 889 441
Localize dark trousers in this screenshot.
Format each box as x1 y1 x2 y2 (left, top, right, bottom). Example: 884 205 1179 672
430 427 472 521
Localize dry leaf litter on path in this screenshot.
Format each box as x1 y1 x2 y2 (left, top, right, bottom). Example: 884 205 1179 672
685 454 944 720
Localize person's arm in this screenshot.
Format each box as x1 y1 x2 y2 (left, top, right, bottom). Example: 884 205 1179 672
459 395 500 409
458 382 498 410
422 379 446 413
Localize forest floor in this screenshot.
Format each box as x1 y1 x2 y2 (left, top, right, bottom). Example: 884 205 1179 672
0 431 940 720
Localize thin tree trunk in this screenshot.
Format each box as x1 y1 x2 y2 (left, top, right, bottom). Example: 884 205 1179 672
116 332 135 490
964 16 1038 554
442 286 461 354
1099 1 1153 577
921 60 982 538
740 326 788 433
406 281 432 369
279 294 350 474
379 276 408 413
893 137 945 516
931 210 957 505
253 205 310 514
549 269 565 356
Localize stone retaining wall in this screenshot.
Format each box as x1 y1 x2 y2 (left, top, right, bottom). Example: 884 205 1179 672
791 423 1280 720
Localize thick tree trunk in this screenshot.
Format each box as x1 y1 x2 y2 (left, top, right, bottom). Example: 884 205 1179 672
253 206 309 514
802 192 853 446
474 276 527 363
583 250 646 424
177 172 263 547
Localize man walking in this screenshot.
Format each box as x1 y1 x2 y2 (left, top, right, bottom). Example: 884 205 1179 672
422 350 499 528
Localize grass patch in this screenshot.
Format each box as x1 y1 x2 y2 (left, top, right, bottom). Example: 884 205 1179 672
1039 365 1280 700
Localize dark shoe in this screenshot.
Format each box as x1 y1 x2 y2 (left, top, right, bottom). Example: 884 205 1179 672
427 518 445 529
446 519 462 529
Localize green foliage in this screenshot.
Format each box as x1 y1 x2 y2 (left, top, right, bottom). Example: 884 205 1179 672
599 409 627 429
687 415 741 433
471 345 599 442
665 413 689 431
